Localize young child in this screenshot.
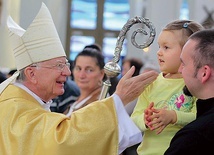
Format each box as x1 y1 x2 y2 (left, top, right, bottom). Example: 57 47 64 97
131 20 204 155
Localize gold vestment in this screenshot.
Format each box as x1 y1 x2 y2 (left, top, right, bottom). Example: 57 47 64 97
0 85 118 155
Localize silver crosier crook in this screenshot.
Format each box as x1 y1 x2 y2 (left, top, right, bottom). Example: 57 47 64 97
99 16 156 100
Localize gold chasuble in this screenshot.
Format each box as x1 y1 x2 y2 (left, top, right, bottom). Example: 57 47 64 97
0 85 118 155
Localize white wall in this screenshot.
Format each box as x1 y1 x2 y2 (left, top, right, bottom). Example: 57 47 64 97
19 0 68 47
189 0 214 24
0 0 19 72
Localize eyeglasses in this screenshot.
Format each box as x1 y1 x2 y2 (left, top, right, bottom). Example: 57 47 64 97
31 62 70 72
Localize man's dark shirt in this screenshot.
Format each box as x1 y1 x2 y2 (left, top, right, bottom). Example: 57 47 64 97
165 98 214 155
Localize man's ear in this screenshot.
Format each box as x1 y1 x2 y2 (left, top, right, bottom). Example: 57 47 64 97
201 65 211 83
24 67 37 84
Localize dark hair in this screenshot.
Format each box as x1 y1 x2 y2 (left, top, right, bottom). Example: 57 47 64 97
0 71 6 83
73 44 105 70
83 43 101 52
189 29 214 71
8 69 17 76
122 58 144 77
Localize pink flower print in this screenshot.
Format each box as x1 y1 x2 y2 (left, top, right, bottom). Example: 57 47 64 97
175 94 185 108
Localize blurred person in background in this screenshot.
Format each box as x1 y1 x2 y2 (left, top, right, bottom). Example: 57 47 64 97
121 58 144 115
6 69 17 78
140 60 160 74
122 58 144 78
64 44 106 116
0 71 6 83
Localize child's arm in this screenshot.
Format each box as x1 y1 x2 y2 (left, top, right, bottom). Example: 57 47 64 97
131 93 150 131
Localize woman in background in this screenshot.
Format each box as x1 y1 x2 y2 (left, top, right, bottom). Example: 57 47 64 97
65 44 105 116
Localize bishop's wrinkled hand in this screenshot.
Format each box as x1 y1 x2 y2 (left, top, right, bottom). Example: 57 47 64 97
115 66 158 105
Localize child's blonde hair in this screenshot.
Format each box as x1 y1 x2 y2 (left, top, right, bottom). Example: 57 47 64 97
163 20 204 48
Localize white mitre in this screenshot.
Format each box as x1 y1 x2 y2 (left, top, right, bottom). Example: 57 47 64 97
0 3 66 94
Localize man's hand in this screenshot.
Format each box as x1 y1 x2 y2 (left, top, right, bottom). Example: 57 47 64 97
115 66 158 105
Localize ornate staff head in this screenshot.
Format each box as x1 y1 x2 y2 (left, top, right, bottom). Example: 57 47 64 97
99 16 156 99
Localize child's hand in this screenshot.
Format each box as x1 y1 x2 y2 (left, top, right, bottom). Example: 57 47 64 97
147 108 177 134
144 102 154 128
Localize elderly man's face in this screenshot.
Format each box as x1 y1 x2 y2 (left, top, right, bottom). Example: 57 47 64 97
30 57 71 101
